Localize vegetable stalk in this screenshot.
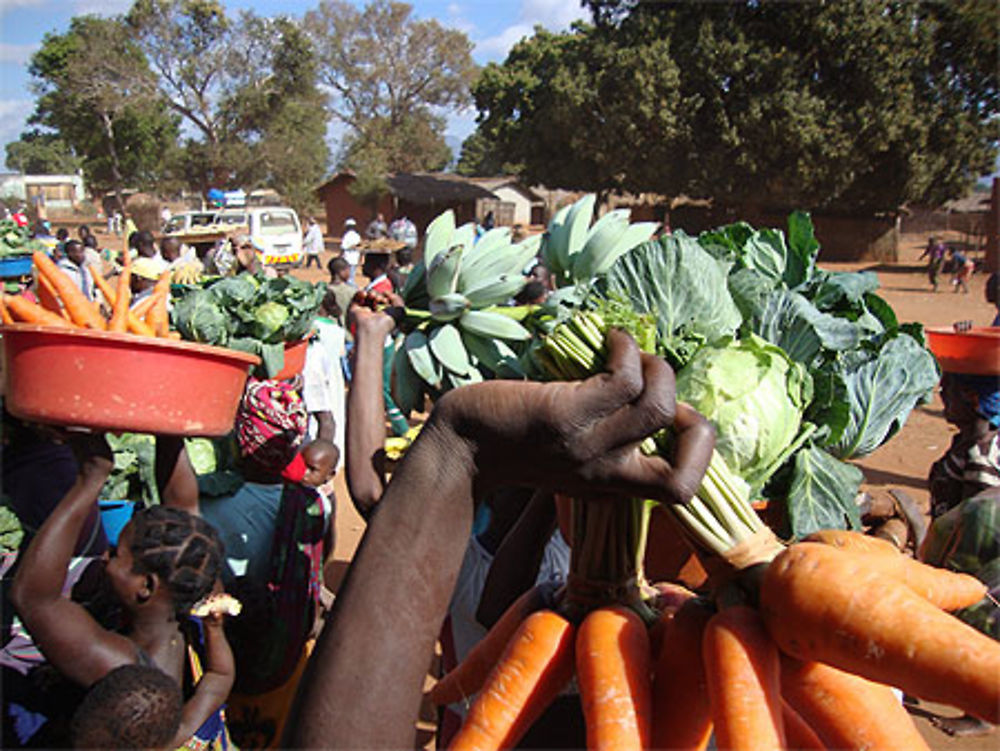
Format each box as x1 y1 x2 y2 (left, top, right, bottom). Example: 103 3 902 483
541 312 783 577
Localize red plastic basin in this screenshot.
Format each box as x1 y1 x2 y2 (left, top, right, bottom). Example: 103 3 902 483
2 324 261 436
925 326 1000 376
272 336 310 381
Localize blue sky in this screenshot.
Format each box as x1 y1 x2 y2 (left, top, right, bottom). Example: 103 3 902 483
0 0 588 170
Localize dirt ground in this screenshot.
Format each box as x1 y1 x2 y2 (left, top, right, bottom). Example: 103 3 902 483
86 225 997 749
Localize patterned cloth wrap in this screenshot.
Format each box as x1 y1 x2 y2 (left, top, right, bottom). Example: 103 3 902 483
235 377 308 476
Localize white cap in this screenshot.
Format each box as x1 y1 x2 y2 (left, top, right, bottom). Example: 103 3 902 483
345 217 356 227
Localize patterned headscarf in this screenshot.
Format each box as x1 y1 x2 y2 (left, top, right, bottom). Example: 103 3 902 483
235 377 308 478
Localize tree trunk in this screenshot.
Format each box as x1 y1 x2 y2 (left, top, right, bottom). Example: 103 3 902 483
99 110 127 216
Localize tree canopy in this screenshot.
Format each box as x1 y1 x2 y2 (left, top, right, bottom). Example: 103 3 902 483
305 0 477 176
472 0 999 212
21 14 178 208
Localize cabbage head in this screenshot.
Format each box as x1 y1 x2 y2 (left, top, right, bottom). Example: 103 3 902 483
252 301 290 343
676 334 812 489
171 289 231 345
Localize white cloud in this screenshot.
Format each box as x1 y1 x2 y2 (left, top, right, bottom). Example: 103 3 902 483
0 43 40 65
0 0 47 12
474 0 586 62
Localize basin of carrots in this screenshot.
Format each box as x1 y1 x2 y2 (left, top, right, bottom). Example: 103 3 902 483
1 251 260 436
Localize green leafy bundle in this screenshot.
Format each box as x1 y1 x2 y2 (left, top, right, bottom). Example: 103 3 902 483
593 211 939 537
0 219 47 258
170 272 324 378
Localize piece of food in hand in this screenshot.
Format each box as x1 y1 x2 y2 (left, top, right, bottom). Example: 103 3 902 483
190 593 242 618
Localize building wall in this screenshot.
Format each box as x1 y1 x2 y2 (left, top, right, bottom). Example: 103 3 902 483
0 173 85 209
318 176 393 238
490 186 536 225
668 205 900 262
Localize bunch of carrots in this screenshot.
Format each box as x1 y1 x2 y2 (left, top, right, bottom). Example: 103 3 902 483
0 251 172 338
432 525 997 751
428 316 1000 751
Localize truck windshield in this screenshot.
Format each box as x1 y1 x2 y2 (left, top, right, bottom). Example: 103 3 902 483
259 211 297 235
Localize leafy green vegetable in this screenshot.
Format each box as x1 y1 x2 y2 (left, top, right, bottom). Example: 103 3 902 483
101 434 159 506
675 334 813 490
826 333 939 459
171 272 324 378
0 219 46 258
0 504 24 553
171 289 232 345
782 444 863 538
600 233 742 367
253 301 291 343
750 289 860 367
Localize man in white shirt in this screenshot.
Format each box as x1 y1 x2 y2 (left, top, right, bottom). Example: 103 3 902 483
303 217 325 270
340 218 361 287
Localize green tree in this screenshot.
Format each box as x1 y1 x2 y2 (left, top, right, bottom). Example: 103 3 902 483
5 131 80 174
220 14 330 211
475 1 999 212
454 129 516 177
26 15 178 210
305 0 477 179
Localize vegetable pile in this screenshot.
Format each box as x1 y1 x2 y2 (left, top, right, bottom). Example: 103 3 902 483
169 272 324 378
1 251 172 337
0 219 47 258
386 197 995 750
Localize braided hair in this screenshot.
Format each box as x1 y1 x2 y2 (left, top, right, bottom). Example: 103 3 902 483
128 506 224 618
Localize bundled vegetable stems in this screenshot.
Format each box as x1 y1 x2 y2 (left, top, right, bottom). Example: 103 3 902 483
1 251 173 339
431 311 1000 751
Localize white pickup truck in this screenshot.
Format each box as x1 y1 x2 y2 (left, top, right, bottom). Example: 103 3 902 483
214 207 303 267
165 206 304 269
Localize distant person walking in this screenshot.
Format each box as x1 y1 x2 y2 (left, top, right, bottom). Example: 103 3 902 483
365 213 387 240
303 217 325 270
948 247 975 294
920 236 947 291
340 218 361 286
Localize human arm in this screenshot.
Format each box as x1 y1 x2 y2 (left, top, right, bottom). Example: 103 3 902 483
286 331 713 748
170 608 235 747
476 489 557 629
344 307 395 517
155 436 200 515
9 433 141 686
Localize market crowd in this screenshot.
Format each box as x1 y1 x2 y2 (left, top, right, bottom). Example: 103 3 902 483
1 212 998 750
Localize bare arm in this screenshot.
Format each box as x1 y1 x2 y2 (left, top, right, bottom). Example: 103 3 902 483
171 611 235 746
287 331 713 748
9 433 140 686
476 489 557 629
155 436 200 515
345 308 395 517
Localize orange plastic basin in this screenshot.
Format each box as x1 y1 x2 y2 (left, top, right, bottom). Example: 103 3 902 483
2 324 261 436
925 326 1000 376
272 336 310 380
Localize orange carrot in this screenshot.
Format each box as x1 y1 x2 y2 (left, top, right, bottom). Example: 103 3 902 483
90 267 155 337
3 293 77 329
89 265 116 308
804 529 985 610
430 585 546 706
650 599 714 751
781 656 929 751
575 606 651 751
449 609 575 751
761 542 1000 723
146 289 169 337
108 268 130 333
0 296 14 324
31 251 105 330
780 700 824 751
35 274 68 319
703 606 785 751
130 292 159 320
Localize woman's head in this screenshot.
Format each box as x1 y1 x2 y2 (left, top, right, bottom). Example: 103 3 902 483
110 506 224 618
235 378 308 480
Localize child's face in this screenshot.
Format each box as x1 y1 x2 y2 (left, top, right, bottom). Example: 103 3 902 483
302 451 336 487
105 523 142 605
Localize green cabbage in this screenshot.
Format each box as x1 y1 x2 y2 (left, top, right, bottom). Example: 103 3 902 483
252 301 290 343
171 289 231 345
676 334 813 489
